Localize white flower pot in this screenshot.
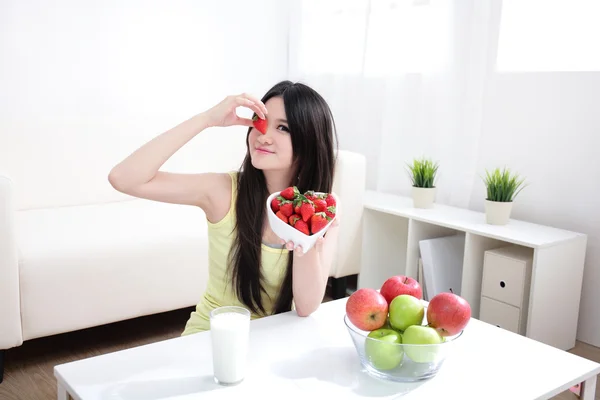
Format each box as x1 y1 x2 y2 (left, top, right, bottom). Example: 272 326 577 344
485 200 513 225
412 187 436 209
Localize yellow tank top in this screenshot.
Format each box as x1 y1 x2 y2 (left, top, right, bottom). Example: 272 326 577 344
181 171 290 335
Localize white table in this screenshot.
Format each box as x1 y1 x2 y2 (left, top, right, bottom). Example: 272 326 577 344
359 190 588 351
54 298 600 400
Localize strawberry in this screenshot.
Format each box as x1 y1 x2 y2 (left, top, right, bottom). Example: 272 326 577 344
311 212 331 235
314 198 327 213
270 195 285 213
280 186 299 201
294 199 302 215
252 114 267 135
325 205 336 219
325 193 336 207
293 220 310 235
288 214 301 226
300 200 315 222
279 202 294 217
304 190 317 202
276 210 288 223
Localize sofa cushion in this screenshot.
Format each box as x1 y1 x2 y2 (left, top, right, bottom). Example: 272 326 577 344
16 199 209 341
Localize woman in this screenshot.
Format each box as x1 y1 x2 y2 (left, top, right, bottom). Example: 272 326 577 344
108 80 340 335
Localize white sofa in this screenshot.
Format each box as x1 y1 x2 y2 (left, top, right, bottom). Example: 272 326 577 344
0 149 366 382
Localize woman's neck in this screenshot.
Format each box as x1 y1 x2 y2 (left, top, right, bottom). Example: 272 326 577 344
263 169 295 195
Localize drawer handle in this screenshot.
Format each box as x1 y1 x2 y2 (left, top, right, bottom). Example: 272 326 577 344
500 280 506 288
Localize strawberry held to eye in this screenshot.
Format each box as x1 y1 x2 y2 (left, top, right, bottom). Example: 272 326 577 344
252 114 267 135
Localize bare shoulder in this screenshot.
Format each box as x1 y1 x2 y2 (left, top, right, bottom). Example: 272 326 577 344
150 170 234 223
203 171 235 223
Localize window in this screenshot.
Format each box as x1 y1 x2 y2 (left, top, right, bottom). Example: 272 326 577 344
294 0 369 75
496 0 600 72
364 1 450 75
292 0 451 76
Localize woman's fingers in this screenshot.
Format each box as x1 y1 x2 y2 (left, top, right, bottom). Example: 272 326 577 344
236 117 255 127
294 245 305 256
234 96 254 107
286 239 323 256
239 92 268 117
234 96 266 120
284 241 305 256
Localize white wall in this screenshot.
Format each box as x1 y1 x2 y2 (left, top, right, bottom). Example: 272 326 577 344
3 0 600 348
0 0 289 210
470 72 600 347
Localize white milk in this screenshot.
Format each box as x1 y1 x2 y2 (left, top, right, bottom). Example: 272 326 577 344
210 311 250 385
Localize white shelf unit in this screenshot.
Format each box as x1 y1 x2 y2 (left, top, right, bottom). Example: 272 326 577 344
358 190 588 351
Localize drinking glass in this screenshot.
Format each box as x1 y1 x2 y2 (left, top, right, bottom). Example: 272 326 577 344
209 306 251 385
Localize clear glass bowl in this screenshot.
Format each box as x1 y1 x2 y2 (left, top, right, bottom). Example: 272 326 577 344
344 314 463 382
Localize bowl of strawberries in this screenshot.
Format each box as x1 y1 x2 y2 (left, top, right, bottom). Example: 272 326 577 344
266 186 338 254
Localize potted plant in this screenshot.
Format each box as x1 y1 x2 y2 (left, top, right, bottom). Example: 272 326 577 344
483 167 527 225
406 157 439 209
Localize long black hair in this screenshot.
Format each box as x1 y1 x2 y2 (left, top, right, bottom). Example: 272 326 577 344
228 80 338 315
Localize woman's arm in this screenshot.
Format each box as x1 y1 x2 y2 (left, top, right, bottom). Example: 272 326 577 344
107 93 267 220
108 112 213 205
290 221 340 317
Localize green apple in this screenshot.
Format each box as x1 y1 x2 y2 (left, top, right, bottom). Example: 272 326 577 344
388 294 425 331
402 325 443 363
365 328 404 370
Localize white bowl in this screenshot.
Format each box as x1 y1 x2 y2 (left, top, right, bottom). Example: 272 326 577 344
266 191 338 254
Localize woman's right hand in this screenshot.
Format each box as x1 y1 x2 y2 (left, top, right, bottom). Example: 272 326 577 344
202 93 268 128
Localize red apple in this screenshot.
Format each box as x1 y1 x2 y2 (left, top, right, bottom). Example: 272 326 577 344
345 288 388 331
380 275 423 304
426 291 471 336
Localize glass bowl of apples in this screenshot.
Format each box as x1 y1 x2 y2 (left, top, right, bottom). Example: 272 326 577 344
344 286 470 382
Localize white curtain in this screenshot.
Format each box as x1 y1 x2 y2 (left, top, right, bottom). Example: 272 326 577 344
288 0 500 208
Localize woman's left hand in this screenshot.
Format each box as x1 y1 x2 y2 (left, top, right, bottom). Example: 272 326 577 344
281 217 340 257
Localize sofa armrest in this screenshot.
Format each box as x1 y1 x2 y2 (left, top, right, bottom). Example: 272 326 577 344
0 175 23 349
330 150 366 279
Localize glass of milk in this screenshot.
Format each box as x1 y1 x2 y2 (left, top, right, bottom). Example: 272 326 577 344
209 306 251 386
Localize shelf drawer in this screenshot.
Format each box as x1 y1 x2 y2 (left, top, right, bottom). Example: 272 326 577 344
481 251 527 307
479 296 521 334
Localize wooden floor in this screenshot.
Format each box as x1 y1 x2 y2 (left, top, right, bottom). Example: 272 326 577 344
1 292 599 399
0 306 193 400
